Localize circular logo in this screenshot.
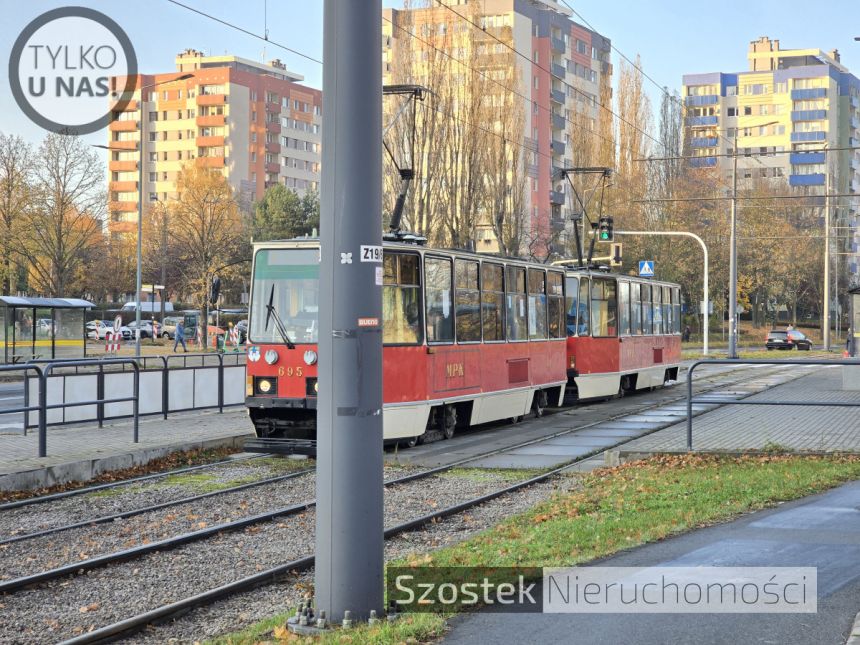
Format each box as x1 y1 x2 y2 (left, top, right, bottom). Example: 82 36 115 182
8 7 138 135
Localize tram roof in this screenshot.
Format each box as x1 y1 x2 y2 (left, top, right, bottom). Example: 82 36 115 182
250 238 676 284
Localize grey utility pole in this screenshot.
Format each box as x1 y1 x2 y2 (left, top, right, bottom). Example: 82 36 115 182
824 159 831 350
315 0 384 625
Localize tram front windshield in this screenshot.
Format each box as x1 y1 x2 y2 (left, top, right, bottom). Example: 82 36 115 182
250 248 319 344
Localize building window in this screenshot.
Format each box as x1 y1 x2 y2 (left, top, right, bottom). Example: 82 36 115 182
744 106 752 115
251 152 256 162
727 107 736 117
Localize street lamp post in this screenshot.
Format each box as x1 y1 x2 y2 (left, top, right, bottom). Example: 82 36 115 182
97 73 192 356
727 121 779 358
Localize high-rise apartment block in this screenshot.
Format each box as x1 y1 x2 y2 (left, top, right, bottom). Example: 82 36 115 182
383 0 611 255
108 50 321 237
683 37 860 280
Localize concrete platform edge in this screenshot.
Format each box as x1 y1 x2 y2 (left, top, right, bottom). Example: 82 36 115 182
0 434 251 492
847 610 860 645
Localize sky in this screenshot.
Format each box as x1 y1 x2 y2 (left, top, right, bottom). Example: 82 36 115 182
2 0 860 150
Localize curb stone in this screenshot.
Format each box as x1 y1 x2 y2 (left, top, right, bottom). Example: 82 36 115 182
847 610 860 645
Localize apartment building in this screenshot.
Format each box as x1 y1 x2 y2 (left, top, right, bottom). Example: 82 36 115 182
107 50 321 237
683 36 860 281
383 0 612 256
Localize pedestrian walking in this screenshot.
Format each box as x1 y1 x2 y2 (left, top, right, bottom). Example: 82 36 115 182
682 325 691 342
173 320 188 353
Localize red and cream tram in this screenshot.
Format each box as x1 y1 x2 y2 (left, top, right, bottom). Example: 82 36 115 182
244 239 682 448
245 239 569 446
562 269 681 400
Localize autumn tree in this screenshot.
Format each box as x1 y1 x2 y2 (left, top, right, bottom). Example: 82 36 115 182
168 163 247 310
0 133 32 295
15 134 105 296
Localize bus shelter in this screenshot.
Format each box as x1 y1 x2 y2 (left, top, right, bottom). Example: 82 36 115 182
0 296 94 363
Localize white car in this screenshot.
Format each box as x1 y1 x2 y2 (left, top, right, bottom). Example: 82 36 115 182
86 321 131 341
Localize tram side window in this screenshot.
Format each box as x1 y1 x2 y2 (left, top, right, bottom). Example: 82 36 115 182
565 276 579 336
590 279 617 337
578 279 590 336
455 259 481 342
618 281 630 335
642 284 653 334
663 286 672 334
425 257 454 343
547 271 565 339
653 286 663 334
482 263 505 341
382 252 421 345
630 282 641 334
505 266 528 340
528 269 548 340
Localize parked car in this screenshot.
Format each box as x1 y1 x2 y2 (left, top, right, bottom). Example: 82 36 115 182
126 320 155 339
766 329 812 351
37 318 56 335
160 316 182 340
86 320 131 341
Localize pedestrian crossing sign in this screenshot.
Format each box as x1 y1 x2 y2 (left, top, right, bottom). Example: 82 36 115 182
638 260 654 277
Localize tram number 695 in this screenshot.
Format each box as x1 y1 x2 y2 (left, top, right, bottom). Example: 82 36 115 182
278 366 304 377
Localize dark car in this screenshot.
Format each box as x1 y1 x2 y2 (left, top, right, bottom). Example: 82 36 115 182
766 329 812 351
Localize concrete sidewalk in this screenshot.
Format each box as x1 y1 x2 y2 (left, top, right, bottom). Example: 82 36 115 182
0 408 254 490
618 367 860 456
444 480 860 645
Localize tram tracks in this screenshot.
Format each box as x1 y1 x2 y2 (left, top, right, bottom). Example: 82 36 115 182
0 363 798 584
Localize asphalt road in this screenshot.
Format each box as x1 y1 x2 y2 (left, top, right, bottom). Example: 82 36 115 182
444 480 860 645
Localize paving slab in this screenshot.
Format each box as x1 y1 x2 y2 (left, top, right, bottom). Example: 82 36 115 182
466 453 573 469
538 435 619 447
508 444 597 457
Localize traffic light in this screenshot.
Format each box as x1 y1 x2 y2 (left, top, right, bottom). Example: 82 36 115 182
598 216 614 242
610 242 623 267
210 275 221 305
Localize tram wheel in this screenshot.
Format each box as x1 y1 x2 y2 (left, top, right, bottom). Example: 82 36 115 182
401 435 419 448
442 405 457 440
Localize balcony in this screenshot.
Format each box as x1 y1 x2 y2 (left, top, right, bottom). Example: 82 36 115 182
852 96 860 110
550 139 565 156
791 88 827 100
109 120 138 132
686 116 718 126
196 93 226 106
550 88 565 105
791 109 827 121
109 200 138 212
196 114 225 127
689 156 717 168
551 36 565 54
551 113 565 130
265 101 281 113
790 131 826 142
108 220 137 234
109 181 138 192
690 137 718 148
266 162 280 174
114 100 138 112
549 190 565 205
266 121 282 133
196 135 225 148
265 141 280 153
109 160 137 172
684 95 718 107
790 152 826 165
195 156 225 169
789 173 825 187
109 140 139 151
551 62 566 79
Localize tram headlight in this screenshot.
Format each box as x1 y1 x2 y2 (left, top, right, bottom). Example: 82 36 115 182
257 378 274 394
303 349 318 365
264 349 279 365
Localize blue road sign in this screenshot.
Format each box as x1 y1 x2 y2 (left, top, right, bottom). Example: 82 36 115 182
638 260 654 277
